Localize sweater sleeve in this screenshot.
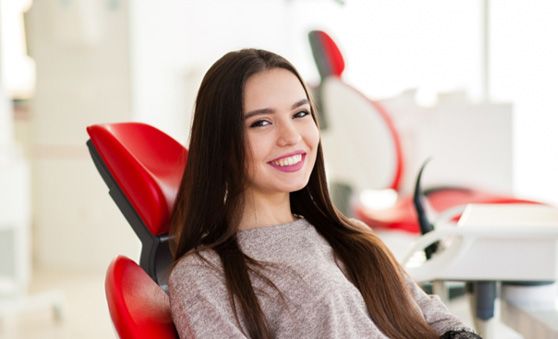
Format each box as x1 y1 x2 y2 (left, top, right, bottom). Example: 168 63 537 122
169 253 248 339
405 277 479 337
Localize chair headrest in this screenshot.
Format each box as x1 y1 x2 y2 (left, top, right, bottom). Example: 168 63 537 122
105 256 177 338
308 30 346 78
320 78 404 192
87 123 187 236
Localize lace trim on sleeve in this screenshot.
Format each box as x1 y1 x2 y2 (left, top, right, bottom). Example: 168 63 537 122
440 329 483 339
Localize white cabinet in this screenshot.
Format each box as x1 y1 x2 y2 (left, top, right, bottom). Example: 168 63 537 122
0 147 30 298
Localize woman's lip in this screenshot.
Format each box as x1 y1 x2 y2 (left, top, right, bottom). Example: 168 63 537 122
268 151 306 163
268 153 306 173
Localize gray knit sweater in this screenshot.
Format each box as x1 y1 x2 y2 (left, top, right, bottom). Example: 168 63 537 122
169 218 473 338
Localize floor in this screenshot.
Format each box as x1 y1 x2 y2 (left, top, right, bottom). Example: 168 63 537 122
0 270 114 339
0 270 524 339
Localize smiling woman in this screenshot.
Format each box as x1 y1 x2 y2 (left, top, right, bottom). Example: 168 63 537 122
241 68 320 229
168 49 479 339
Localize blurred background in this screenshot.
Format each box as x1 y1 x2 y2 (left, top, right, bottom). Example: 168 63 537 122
1 0 557 338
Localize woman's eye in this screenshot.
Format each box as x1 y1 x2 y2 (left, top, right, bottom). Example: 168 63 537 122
293 110 310 119
249 119 271 128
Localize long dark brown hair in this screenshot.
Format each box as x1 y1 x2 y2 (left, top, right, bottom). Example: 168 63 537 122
170 49 437 339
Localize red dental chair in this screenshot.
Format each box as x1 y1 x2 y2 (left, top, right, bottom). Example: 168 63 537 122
307 30 537 235
87 122 185 339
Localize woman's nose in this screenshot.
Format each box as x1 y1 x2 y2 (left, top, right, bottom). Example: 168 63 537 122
277 121 302 146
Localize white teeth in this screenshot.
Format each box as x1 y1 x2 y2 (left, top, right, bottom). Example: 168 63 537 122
272 154 302 167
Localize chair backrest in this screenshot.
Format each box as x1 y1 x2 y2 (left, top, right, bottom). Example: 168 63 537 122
86 122 188 287
320 78 404 192
106 255 177 339
308 30 404 192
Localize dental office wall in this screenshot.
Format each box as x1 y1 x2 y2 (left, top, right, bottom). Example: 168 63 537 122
25 0 138 272
10 0 558 274
489 0 558 206
25 0 298 272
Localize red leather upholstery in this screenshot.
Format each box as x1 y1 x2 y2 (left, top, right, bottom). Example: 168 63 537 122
315 30 345 77
87 123 187 236
106 256 177 339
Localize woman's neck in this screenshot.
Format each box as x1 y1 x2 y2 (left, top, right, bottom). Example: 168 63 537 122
238 191 295 230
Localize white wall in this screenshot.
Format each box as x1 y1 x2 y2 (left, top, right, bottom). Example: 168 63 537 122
287 0 482 99
129 0 297 143
26 0 139 272
490 0 558 205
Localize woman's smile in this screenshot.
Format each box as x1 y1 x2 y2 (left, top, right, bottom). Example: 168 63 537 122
268 151 307 172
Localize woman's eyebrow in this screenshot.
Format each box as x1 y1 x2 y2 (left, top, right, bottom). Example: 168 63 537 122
244 98 309 119
244 108 273 119
291 98 309 109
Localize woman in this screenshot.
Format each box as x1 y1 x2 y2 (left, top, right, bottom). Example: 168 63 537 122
169 49 479 339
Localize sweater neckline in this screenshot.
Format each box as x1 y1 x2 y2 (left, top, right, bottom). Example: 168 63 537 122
237 216 308 236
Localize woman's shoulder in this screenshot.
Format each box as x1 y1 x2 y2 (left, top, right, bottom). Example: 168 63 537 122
168 249 237 335
169 249 224 288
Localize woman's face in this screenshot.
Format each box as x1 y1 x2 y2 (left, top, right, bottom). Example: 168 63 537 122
242 68 320 200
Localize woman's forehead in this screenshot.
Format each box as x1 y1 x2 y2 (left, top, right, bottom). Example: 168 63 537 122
243 68 308 113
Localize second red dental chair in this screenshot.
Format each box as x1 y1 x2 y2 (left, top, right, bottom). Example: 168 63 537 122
308 29 538 235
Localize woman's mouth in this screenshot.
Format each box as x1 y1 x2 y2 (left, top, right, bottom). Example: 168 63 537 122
268 153 306 172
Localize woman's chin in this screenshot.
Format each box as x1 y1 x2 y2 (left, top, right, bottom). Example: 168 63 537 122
284 181 310 193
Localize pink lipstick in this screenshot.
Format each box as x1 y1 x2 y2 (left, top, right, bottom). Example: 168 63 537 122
268 152 306 173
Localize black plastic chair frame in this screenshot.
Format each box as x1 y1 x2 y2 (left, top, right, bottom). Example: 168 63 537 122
87 139 172 289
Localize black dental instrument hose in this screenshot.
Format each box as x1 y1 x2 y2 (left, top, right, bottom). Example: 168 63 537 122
413 158 439 259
